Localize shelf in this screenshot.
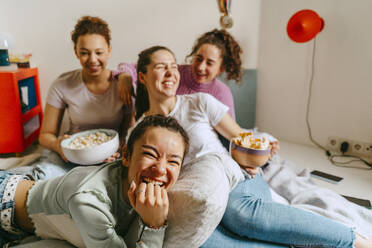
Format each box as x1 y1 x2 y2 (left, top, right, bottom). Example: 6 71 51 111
0 68 43 153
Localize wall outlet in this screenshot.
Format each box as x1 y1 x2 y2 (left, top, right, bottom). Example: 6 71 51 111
329 137 372 159
359 142 372 158
338 139 354 155
327 136 340 152
327 136 354 154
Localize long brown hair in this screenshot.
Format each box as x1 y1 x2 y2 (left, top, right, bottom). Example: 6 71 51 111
135 46 175 120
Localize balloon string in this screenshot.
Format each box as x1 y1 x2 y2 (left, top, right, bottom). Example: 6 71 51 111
225 0 231 15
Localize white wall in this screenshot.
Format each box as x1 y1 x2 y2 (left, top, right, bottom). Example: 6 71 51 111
257 0 372 146
5 0 369 148
1 0 260 105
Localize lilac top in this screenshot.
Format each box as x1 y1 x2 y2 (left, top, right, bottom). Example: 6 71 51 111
113 63 235 119
46 69 125 134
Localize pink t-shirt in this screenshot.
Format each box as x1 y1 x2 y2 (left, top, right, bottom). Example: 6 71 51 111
113 63 235 119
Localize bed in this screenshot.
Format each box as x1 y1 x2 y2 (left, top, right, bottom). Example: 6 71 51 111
2 68 372 247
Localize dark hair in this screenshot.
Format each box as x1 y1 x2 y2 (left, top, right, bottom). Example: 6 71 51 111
135 46 175 120
187 29 242 82
125 115 189 161
71 16 111 47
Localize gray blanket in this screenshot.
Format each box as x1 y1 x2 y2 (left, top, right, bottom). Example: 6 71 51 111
263 156 372 238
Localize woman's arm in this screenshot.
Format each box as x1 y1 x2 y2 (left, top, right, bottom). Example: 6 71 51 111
117 73 134 106
38 103 69 161
114 63 138 106
214 114 261 176
214 113 242 141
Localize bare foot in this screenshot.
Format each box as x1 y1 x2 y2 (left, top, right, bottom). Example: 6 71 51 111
354 234 372 248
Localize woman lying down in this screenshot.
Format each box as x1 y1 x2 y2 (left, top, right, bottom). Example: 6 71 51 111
0 115 189 248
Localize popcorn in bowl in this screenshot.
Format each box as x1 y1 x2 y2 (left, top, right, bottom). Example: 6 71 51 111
231 132 270 150
230 132 271 168
67 131 114 149
61 129 119 165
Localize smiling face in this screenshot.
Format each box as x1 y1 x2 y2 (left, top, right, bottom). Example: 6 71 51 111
139 49 180 100
74 34 112 78
124 127 185 191
191 43 223 84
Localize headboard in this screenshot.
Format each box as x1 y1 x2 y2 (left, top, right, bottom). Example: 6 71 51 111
59 69 257 135
219 69 257 129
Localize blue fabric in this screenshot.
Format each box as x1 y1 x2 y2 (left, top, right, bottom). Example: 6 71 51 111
9 149 76 181
212 174 355 248
201 224 288 248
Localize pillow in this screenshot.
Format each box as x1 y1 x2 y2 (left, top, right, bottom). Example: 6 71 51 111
164 153 231 248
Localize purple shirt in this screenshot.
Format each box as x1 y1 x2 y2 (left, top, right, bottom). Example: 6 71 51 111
113 63 235 119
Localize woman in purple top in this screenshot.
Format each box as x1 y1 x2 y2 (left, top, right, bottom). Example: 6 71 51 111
114 29 241 120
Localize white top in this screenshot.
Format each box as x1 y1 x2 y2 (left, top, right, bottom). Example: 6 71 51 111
46 69 126 134
169 93 230 165
133 93 244 188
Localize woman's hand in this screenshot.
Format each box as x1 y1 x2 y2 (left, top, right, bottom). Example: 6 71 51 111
128 181 168 228
117 73 133 106
56 134 70 162
269 141 280 159
243 166 260 178
104 152 121 163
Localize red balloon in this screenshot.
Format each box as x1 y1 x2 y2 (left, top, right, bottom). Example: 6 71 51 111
287 9 324 43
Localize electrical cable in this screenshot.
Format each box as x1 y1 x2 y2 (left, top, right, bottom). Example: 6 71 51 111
329 154 371 169
305 38 372 170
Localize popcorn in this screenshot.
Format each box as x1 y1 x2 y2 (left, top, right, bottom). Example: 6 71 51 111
67 131 114 149
231 132 270 150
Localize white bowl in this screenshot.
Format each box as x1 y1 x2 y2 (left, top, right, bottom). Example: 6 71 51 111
61 129 119 165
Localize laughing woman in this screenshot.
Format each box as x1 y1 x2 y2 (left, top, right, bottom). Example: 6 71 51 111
0 115 189 248
113 29 270 150
130 45 372 248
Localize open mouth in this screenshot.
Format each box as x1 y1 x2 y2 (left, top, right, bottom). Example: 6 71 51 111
195 72 207 80
196 71 207 76
141 176 166 187
162 81 174 87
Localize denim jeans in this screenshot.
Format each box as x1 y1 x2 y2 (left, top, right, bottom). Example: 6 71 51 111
211 174 355 248
9 148 75 181
201 224 288 248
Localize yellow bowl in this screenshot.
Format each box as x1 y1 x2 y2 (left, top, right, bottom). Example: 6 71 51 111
230 141 271 168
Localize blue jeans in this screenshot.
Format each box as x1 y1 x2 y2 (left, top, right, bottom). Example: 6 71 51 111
207 174 355 248
201 224 288 248
9 149 75 180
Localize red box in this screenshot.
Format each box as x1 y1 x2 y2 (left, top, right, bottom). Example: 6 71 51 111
0 68 43 153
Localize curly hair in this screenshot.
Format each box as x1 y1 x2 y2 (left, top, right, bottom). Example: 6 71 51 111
71 16 111 47
186 29 242 82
